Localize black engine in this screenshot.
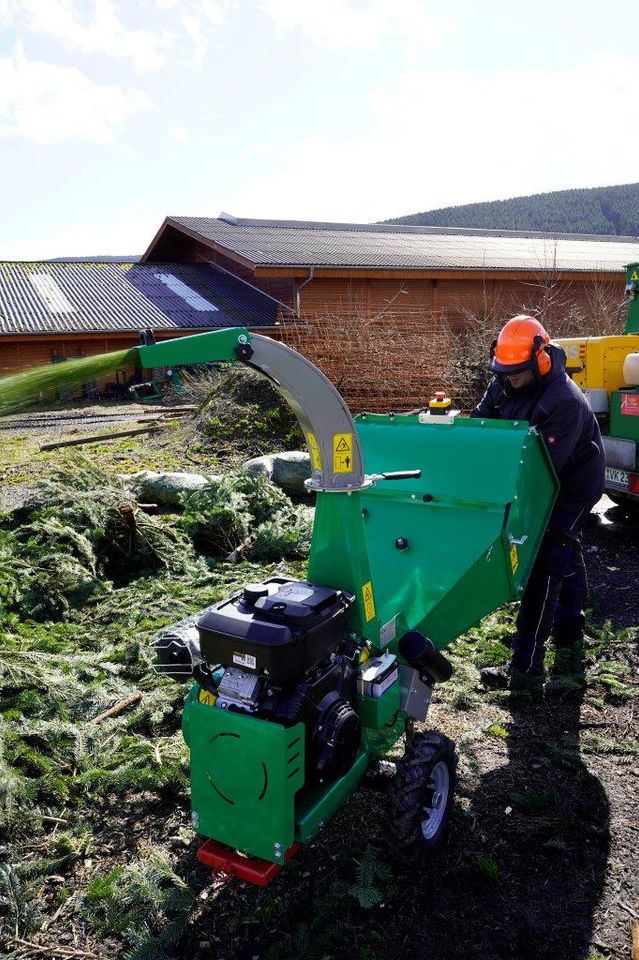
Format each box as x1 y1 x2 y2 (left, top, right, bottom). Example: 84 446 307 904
158 577 362 785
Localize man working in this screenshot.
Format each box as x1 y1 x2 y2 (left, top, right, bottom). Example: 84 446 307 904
472 315 605 691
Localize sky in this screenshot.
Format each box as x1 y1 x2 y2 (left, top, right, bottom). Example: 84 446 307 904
1 0 639 259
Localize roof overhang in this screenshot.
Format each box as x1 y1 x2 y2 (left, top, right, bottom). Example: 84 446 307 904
254 266 623 282
141 217 257 271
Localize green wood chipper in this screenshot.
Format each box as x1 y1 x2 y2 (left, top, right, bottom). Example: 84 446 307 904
137 326 557 885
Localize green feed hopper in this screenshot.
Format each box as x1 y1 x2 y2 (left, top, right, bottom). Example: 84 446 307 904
308 413 556 653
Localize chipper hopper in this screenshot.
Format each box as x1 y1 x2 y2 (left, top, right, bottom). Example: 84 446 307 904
136 327 557 883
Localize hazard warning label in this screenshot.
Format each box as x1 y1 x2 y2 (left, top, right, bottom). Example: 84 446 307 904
361 580 376 622
198 688 216 706
510 544 519 575
307 432 322 470
333 433 353 473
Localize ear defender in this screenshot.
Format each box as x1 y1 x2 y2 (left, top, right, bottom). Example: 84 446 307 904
532 334 551 376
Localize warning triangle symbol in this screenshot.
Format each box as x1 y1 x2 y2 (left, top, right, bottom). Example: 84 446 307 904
335 436 350 452
632 271 639 281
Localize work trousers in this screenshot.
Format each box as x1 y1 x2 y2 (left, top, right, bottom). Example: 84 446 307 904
511 502 594 678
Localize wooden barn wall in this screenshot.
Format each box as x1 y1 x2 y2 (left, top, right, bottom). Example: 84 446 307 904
0 336 140 377
272 273 623 413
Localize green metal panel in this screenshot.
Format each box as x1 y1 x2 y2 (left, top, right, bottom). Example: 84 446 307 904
309 414 557 652
356 682 401 729
183 686 304 863
295 751 369 844
138 327 251 369
610 390 639 442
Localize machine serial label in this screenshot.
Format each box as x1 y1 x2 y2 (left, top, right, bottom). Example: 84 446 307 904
621 395 639 416
333 433 353 473
233 651 257 669
380 616 397 648
307 432 322 470
510 545 519 575
362 580 376 622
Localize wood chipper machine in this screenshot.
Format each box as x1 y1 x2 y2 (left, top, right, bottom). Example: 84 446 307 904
145 327 557 885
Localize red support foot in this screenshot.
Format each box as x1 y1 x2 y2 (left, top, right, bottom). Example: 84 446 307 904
197 839 301 887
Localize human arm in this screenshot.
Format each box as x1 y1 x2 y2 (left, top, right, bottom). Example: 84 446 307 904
470 380 500 419
536 397 585 473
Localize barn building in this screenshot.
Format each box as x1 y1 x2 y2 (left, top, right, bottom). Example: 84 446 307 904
3 216 639 410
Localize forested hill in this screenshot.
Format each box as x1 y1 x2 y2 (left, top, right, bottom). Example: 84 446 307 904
385 184 639 236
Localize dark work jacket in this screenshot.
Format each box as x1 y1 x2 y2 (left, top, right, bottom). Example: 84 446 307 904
471 344 605 508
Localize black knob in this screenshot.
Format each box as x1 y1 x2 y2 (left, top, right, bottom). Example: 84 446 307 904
243 583 269 606
395 537 409 550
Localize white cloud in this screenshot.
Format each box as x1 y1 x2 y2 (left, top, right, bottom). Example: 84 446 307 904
169 123 188 141
200 0 227 27
6 0 170 72
0 45 152 143
259 0 453 53
181 14 208 64
221 53 639 222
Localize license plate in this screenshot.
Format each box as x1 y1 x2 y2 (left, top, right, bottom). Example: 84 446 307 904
605 466 629 487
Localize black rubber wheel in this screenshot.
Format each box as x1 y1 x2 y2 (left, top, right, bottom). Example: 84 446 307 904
388 730 457 864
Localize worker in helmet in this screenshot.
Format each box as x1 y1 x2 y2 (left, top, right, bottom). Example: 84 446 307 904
472 315 605 691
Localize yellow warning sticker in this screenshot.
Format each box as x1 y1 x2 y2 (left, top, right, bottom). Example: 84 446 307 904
361 580 376 622
510 544 519 575
632 270 639 281
198 689 217 706
307 432 322 471
333 432 353 473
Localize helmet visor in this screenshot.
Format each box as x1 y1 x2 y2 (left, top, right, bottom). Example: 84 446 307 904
489 356 535 375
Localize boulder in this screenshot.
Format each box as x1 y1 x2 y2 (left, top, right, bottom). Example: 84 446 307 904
242 451 311 497
124 470 218 508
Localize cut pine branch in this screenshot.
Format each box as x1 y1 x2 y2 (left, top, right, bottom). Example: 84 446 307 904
40 426 160 451
90 692 142 725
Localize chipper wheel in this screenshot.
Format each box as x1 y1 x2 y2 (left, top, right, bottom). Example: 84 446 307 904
388 730 457 863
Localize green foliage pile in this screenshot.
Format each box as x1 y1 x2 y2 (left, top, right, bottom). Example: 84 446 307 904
0 459 199 620
0 449 299 953
385 182 639 236
195 367 304 459
179 473 311 560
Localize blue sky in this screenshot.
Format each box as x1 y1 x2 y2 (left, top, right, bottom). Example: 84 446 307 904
1 0 638 259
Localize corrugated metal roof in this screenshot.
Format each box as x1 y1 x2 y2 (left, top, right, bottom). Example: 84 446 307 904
0 261 278 336
165 216 639 272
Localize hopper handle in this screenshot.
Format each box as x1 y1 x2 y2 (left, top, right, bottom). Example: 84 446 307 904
379 470 422 480
508 534 529 546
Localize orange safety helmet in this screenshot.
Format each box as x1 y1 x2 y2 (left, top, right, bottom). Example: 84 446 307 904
490 315 551 377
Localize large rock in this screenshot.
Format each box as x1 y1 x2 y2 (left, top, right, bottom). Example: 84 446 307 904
124 470 218 508
242 451 311 497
